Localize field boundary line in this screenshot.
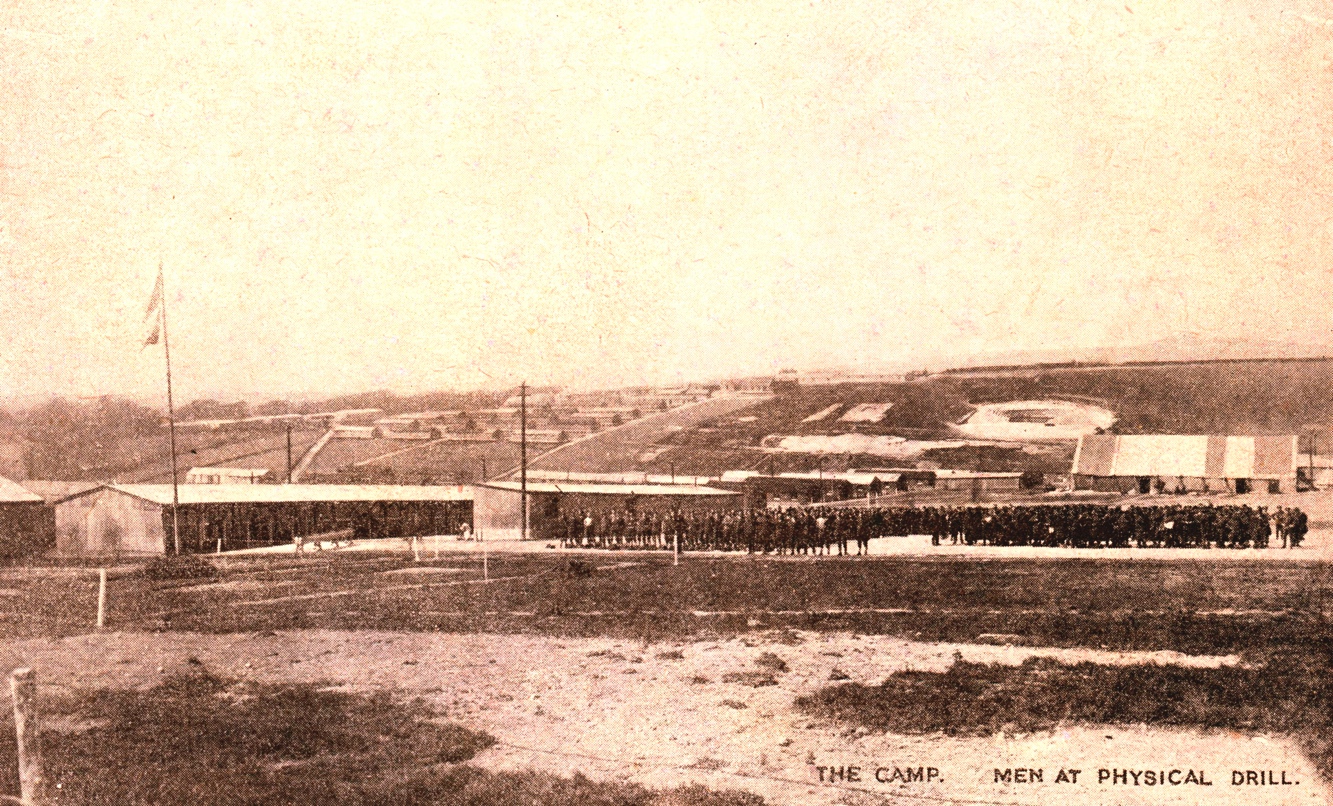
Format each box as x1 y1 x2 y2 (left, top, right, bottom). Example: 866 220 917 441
155 561 646 614
505 394 768 477
350 437 456 467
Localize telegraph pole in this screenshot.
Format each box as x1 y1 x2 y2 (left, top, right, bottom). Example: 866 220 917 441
285 423 293 483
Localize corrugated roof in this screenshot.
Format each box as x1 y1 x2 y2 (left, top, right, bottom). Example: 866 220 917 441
842 472 901 486
0 476 43 503
479 481 737 496
932 469 1024 479
72 483 472 506
17 480 100 503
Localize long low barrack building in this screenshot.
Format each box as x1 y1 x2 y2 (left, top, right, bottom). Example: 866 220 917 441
52 483 473 557
472 480 741 541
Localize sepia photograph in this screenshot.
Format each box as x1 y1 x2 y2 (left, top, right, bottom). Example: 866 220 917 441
1 0 1332 803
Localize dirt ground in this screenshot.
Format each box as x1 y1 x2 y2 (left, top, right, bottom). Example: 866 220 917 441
1 629 1323 806
234 528 1333 564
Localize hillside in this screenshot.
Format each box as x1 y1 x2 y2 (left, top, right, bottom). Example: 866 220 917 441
592 359 1333 478
9 358 1333 483
522 395 769 475
302 438 521 485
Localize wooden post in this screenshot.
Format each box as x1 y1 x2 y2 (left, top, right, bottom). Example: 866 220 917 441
482 533 488 581
673 531 679 567
10 667 46 805
96 569 107 630
412 535 420 562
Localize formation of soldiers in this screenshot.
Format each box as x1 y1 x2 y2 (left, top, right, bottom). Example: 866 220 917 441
549 503 1309 553
911 503 1308 549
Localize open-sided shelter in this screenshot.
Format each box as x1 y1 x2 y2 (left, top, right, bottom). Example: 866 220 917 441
53 483 472 557
472 480 741 541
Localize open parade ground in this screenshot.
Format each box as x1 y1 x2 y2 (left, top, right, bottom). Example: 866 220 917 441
1 519 1330 805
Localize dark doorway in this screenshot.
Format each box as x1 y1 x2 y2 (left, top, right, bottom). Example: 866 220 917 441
1137 477 1151 494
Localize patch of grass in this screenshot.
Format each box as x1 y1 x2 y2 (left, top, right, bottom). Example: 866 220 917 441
798 652 1333 779
754 652 788 673
721 671 778 688
141 555 219 582
560 558 595 578
656 650 685 660
0 669 762 805
0 668 493 804
689 675 712 685
720 699 748 710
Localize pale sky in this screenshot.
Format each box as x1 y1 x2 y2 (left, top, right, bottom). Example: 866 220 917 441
2 0 1331 402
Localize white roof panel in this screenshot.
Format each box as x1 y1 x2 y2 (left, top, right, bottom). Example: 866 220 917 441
480 481 737 496
0 476 43 503
98 483 472 506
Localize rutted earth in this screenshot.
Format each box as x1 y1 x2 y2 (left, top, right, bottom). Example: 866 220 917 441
1 630 1323 805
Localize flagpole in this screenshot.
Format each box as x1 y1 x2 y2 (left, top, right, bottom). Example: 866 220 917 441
159 266 182 555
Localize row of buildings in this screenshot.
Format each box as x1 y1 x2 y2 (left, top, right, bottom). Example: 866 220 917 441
0 431 1314 559
0 465 1025 559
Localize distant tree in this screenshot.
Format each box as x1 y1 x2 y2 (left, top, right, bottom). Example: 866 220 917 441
630 409 642 419
611 413 624 426
491 428 504 440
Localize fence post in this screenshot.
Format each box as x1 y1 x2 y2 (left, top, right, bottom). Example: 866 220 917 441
10 667 46 805
96 568 107 630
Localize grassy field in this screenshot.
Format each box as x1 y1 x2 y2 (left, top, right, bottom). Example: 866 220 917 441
2 552 1330 656
1 550 1330 802
526 397 766 474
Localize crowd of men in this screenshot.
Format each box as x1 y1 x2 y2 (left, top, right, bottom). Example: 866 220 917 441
548 503 1310 553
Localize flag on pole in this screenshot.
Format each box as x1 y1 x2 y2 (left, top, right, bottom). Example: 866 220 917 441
143 268 164 347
